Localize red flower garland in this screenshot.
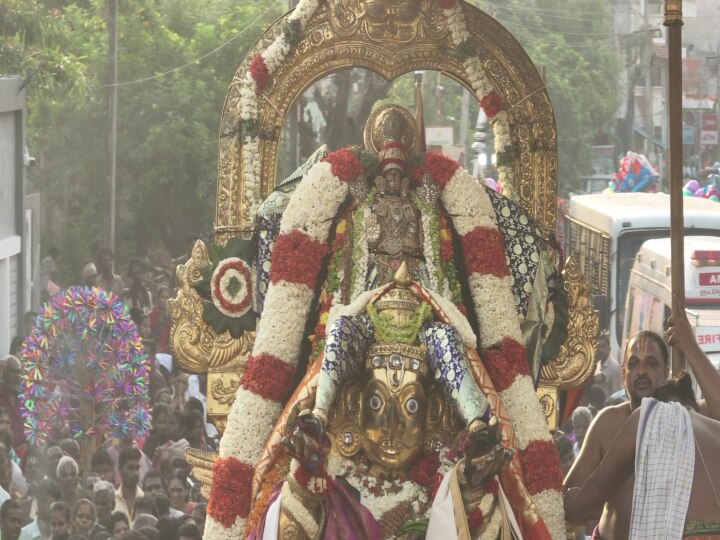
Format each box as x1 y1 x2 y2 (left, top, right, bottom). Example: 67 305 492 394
519 440 564 494
480 91 507 121
482 337 530 393
207 456 255 526
460 227 508 277
423 152 459 188
241 353 296 403
250 54 270 92
270 231 329 288
323 147 365 183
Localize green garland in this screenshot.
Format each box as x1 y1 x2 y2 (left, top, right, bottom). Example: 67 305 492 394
367 301 432 345
411 192 446 293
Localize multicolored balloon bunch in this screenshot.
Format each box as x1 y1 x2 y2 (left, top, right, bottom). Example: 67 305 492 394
682 178 720 202
612 152 659 193
20 287 151 446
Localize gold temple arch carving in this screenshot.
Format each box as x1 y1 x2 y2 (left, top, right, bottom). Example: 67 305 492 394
214 0 558 241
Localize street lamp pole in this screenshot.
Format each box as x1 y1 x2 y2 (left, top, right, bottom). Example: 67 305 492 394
664 0 686 375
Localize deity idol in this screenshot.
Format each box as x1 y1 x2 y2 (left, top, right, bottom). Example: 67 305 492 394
207 105 568 540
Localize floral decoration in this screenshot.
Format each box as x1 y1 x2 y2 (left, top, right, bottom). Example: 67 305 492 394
207 456 254 527
193 237 256 339
249 54 270 92
322 146 365 183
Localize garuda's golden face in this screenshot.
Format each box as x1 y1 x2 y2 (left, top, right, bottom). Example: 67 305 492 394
360 366 426 471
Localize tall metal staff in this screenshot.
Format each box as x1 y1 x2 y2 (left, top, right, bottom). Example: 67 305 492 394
664 0 685 375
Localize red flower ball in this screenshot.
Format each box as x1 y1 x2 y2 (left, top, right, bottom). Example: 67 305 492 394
207 457 254 526
250 54 270 92
480 91 507 120
438 0 456 8
468 506 486 531
520 440 564 494
460 227 508 278
270 231 329 288
423 152 459 188
323 147 365 183
242 354 296 403
483 337 530 393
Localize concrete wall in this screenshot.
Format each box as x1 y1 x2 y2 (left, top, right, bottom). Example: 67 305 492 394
0 77 26 354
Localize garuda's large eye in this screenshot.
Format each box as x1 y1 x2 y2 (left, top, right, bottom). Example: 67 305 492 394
369 394 383 411
405 397 419 414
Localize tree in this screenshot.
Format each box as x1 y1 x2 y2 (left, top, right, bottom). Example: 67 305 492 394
2 0 284 281
479 0 621 190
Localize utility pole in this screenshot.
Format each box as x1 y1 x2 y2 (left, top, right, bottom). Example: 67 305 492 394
643 3 654 155
107 0 117 254
664 0 686 376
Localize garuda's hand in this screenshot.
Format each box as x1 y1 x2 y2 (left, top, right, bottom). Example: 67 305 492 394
281 410 328 474
460 415 514 488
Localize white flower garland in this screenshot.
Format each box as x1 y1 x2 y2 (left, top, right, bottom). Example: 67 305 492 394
441 166 564 538
338 460 430 522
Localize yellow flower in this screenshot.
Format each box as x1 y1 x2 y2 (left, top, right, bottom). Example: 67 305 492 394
336 219 346 235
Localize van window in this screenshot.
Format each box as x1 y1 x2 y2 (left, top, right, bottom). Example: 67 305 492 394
616 229 720 339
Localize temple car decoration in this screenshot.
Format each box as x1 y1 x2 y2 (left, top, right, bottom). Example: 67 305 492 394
169 1 599 538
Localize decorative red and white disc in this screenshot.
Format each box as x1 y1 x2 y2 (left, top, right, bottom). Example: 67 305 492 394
211 257 253 318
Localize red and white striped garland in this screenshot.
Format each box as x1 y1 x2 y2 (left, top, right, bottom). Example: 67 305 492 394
441 165 565 539
205 160 349 539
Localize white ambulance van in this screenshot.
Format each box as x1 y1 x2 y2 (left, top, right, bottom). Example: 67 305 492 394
623 236 720 381
562 193 720 358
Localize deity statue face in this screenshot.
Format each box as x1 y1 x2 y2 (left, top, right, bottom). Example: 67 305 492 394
360 364 426 471
383 168 404 196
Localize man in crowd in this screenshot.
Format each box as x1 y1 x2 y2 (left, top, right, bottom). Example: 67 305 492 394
0 500 24 540
565 330 670 539
91 481 115 531
95 248 124 296
90 450 115 486
43 447 63 483
0 357 25 457
115 449 142 521
565 374 720 536
18 479 61 540
140 471 164 498
48 502 70 537
566 308 720 539
595 332 622 395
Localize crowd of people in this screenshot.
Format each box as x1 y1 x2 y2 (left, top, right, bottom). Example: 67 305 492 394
1 242 214 540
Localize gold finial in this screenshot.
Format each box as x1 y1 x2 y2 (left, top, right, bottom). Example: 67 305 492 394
394 262 412 288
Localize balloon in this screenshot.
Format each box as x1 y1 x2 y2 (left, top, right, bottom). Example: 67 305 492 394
707 187 720 198
710 195 719 202
685 179 700 192
683 188 693 196
484 178 497 190
695 187 706 197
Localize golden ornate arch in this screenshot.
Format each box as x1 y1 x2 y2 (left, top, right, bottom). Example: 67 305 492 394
214 0 558 240
170 0 598 434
